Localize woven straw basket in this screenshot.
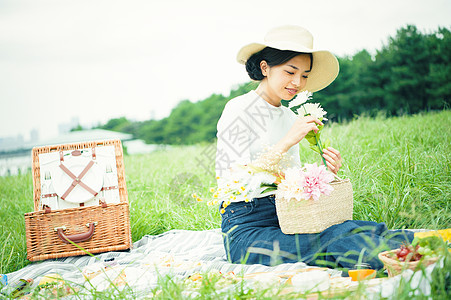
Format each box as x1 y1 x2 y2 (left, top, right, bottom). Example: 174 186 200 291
24 139 132 261
275 178 353 234
378 250 440 277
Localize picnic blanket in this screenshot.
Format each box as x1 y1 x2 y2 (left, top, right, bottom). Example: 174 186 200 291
1 228 443 298
2 229 340 297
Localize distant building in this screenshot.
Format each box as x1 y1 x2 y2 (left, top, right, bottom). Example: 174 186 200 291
30 128 39 143
58 117 80 134
0 134 25 152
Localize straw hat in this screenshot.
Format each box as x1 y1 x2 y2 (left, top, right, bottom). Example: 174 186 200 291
237 25 339 92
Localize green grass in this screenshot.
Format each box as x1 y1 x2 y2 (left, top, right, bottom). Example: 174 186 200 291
0 110 450 298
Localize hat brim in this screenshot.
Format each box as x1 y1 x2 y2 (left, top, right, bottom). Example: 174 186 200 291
236 43 339 93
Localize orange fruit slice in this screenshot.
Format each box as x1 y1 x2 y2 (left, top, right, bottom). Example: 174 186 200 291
348 269 376 281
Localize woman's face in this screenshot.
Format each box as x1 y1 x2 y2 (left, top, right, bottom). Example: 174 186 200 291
260 54 311 105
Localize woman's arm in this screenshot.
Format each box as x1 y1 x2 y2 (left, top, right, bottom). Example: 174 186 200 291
254 116 342 174
274 115 324 153
253 115 323 169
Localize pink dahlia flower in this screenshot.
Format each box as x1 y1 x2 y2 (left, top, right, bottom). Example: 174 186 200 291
300 163 334 201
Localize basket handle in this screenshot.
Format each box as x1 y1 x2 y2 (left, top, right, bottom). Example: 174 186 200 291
333 173 345 181
55 222 97 244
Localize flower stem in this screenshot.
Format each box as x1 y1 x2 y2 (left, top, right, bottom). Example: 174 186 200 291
315 135 328 168
302 105 328 168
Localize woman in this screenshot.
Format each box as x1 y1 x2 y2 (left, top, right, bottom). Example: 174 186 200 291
215 25 413 269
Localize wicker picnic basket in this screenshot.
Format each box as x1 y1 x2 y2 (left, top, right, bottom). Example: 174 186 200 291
378 250 440 277
275 178 353 234
24 139 132 261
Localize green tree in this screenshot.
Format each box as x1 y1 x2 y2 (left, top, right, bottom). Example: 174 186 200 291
70 124 84 131
426 27 451 109
373 25 430 114
100 117 133 133
314 50 375 120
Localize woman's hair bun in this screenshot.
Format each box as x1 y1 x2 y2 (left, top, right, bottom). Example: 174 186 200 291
245 52 265 81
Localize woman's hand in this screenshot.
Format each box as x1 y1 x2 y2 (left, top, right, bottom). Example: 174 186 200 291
322 147 342 174
281 116 324 151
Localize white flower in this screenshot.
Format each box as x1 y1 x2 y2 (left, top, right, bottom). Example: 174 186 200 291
243 171 276 199
255 172 277 185
216 164 276 202
276 168 306 201
297 103 328 120
288 91 312 108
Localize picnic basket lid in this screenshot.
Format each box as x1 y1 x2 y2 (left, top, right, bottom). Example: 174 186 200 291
31 139 128 211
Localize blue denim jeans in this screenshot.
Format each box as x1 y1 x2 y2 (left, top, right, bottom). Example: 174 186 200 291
221 196 414 269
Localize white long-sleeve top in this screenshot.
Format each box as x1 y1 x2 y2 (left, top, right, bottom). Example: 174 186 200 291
215 90 301 201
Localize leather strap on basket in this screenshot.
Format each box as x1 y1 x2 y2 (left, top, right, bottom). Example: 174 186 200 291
41 193 58 199
101 185 118 191
59 160 98 200
43 205 52 214
55 222 97 244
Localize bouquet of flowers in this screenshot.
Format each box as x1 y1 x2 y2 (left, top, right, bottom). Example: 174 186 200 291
210 160 352 234
211 162 335 215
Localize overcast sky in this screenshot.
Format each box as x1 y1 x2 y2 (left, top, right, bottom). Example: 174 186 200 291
0 0 450 141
